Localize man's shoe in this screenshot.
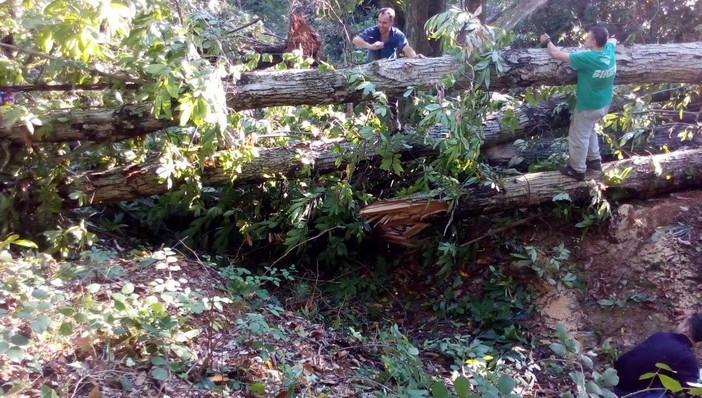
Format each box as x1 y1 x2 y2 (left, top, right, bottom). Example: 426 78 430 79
586 159 602 172
560 164 585 181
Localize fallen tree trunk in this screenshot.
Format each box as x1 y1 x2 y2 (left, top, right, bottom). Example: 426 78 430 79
2 42 701 143
462 147 702 214
360 147 702 244
55 131 446 206
228 42 702 109
0 93 570 145
0 104 175 144
50 121 701 207
484 123 702 169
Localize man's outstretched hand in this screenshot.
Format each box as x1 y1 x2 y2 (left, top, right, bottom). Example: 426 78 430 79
539 33 551 47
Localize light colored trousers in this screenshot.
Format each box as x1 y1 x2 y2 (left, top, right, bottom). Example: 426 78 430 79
568 105 609 173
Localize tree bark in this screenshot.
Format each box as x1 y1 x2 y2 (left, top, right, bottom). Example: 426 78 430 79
228 42 702 110
54 131 446 206
0 104 174 144
50 121 701 207
484 123 702 170
3 42 700 143
405 0 445 57
360 147 702 224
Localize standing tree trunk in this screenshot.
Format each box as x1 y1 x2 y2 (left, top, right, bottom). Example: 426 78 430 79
467 0 485 23
405 0 445 57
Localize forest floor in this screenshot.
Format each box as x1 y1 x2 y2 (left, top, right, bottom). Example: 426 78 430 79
2 189 702 397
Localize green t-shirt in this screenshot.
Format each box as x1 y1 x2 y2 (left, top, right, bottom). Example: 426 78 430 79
569 42 616 110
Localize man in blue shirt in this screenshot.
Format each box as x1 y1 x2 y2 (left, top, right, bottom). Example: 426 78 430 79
352 8 424 132
352 8 422 61
613 313 702 397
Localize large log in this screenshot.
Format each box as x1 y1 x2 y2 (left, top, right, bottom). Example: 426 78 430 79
360 147 702 235
50 122 701 207
457 148 702 215
2 42 701 144
228 42 702 110
484 123 702 169
55 131 446 206
0 104 175 144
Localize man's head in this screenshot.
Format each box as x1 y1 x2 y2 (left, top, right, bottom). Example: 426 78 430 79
584 26 609 49
676 313 702 343
377 8 395 36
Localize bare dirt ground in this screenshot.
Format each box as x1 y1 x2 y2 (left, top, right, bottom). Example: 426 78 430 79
537 189 702 358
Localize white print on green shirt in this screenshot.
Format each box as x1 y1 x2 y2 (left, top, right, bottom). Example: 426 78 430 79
592 66 617 79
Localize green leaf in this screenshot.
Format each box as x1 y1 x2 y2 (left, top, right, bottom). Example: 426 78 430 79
118 376 134 391
549 342 567 356
10 334 30 346
6 346 25 362
30 316 52 334
40 385 60 398
600 368 625 388
585 381 602 394
121 283 135 294
12 239 38 248
145 64 168 74
655 363 674 372
431 381 450 398
178 101 194 126
58 321 74 336
454 375 470 398
248 382 266 394
497 374 515 394
150 367 169 381
638 372 656 380
658 374 682 392
151 356 168 366
32 289 50 299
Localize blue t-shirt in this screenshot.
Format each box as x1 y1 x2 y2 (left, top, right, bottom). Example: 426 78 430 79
358 26 408 61
614 332 699 393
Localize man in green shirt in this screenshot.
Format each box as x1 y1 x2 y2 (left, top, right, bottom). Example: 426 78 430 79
540 27 617 180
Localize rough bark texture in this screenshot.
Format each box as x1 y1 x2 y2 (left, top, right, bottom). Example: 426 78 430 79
457 148 702 216
229 42 702 110
54 119 702 208
57 131 446 206
0 104 174 144
484 123 702 169
3 42 700 143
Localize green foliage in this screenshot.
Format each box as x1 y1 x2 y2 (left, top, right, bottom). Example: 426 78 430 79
0 234 38 261
510 243 579 291
42 219 96 259
0 247 232 395
378 324 430 393
549 323 619 398
431 266 532 338
550 181 613 230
